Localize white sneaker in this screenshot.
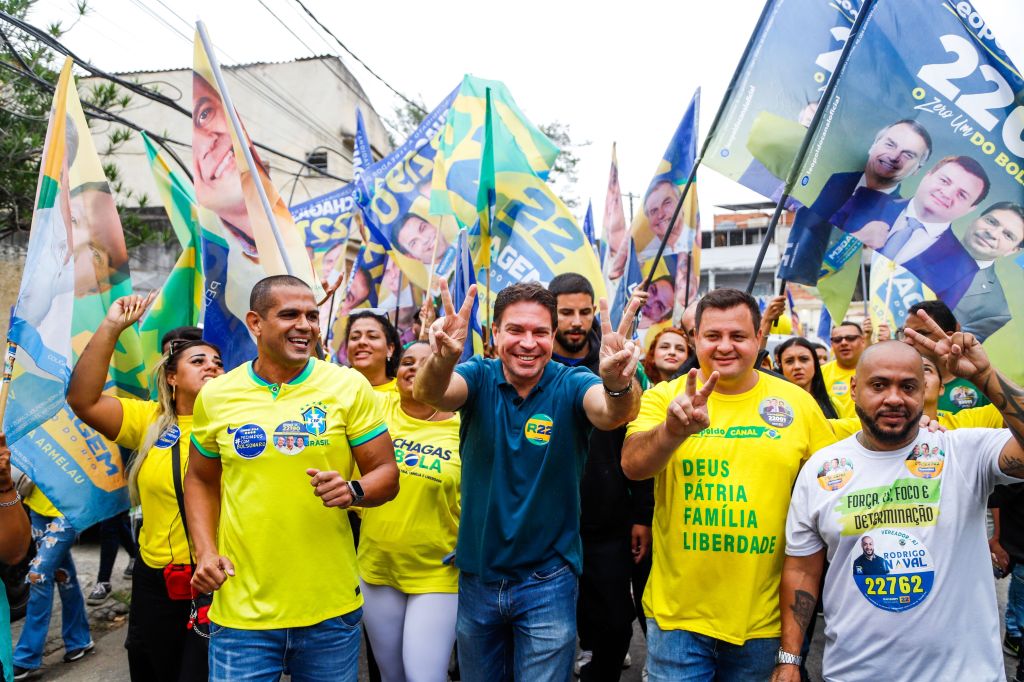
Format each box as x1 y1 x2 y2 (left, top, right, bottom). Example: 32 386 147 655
574 650 592 676
622 652 632 669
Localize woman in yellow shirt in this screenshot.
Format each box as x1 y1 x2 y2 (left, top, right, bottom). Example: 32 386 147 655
358 341 461 682
67 295 223 682
345 310 401 392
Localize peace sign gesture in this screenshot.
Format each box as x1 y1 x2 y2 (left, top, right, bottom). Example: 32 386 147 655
598 294 643 391
428 279 477 363
901 309 990 382
665 368 719 439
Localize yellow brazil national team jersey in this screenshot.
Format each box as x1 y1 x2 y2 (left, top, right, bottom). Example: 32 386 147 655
24 486 60 518
358 391 461 593
114 398 193 569
190 358 387 629
821 361 857 418
626 372 836 644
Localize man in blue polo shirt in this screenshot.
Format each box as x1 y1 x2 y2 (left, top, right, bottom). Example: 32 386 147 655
414 280 643 681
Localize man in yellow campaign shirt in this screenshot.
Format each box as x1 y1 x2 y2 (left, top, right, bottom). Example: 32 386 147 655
623 288 835 680
821 320 866 418
186 275 398 682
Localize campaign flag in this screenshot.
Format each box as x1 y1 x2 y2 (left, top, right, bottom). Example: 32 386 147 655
817 304 833 345
138 133 203 384
868 253 932 333
701 0 865 201
452 229 484 361
785 0 1024 381
786 287 804 336
618 91 701 347
353 107 372 183
582 201 599 263
604 143 629 279
7 58 148 529
193 27 322 370
610 245 644 336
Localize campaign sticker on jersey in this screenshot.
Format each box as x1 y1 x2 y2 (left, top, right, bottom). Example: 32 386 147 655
817 457 854 491
949 385 979 409
852 529 933 612
154 425 181 449
524 414 553 446
273 421 307 455
831 380 849 397
758 397 794 428
232 424 267 459
302 402 328 436
905 443 944 479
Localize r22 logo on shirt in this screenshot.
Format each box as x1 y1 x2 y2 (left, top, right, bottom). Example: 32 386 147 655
524 414 553 446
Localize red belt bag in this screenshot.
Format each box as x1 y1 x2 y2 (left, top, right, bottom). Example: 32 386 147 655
163 563 194 601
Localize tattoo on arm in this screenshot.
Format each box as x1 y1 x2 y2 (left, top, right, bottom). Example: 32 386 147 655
987 371 1024 449
789 589 817 632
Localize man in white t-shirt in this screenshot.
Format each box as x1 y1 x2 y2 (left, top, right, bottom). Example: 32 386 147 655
772 314 1024 682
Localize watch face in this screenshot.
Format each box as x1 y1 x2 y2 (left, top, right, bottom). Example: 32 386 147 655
350 480 365 498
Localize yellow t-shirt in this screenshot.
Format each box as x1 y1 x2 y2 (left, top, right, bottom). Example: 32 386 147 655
191 358 387 629
828 417 860 440
945 403 1003 430
821 361 857 418
24 486 60 518
626 372 836 644
358 391 461 593
114 398 192 569
373 378 398 393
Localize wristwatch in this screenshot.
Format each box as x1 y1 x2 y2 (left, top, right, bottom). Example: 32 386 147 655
346 480 365 506
775 648 803 666
604 382 632 398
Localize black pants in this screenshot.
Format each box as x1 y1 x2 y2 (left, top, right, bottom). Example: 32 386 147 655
632 547 652 637
577 532 636 682
98 512 138 583
125 560 207 682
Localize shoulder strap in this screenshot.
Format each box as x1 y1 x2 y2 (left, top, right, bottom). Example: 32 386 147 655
171 439 195 567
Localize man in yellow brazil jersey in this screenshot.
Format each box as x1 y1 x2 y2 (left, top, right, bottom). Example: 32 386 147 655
185 275 398 682
622 288 835 681
822 320 866 418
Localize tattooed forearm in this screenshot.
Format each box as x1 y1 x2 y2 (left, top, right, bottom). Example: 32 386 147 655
985 370 1024 448
789 589 816 632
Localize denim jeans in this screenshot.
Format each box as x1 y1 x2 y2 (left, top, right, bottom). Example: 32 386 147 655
207 608 363 682
13 512 91 670
646 619 778 682
457 563 578 682
1007 563 1024 638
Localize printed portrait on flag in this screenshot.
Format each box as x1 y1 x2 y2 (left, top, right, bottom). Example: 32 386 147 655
787 0 1024 382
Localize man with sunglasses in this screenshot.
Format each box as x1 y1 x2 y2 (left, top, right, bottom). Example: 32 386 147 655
822 321 866 418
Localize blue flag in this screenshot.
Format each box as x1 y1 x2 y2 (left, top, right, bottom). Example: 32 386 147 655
582 200 600 264
452 230 483 361
817 305 833 346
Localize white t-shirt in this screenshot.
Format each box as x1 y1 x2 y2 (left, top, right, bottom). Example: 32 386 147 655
787 428 1015 682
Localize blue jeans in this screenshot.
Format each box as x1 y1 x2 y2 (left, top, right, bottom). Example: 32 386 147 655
646 619 778 682
13 512 91 670
208 608 363 682
457 563 578 682
1007 564 1024 638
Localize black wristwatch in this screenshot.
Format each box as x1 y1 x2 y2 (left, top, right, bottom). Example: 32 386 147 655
346 480 365 506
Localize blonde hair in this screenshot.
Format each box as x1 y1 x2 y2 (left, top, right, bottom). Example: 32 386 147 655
126 353 178 506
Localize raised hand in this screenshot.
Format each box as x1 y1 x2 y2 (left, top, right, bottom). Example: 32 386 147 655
902 309 990 381
105 292 156 331
428 279 476 363
598 296 642 391
760 295 786 334
665 369 719 439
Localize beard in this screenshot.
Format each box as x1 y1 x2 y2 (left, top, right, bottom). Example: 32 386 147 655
856 404 922 446
555 328 589 354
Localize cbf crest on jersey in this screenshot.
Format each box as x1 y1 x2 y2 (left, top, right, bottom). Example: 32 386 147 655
302 402 328 436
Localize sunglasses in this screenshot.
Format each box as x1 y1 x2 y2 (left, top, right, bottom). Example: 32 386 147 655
830 334 861 344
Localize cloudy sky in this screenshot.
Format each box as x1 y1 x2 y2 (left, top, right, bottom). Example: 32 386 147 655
25 0 1024 233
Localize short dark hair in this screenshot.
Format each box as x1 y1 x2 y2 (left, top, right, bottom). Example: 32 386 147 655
981 201 1024 249
694 288 760 332
250 275 312 316
879 119 933 163
834 320 863 335
548 273 594 302
345 310 403 379
160 325 203 352
493 282 557 328
907 300 957 333
928 155 990 206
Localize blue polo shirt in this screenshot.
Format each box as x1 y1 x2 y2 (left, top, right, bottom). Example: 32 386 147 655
454 356 601 580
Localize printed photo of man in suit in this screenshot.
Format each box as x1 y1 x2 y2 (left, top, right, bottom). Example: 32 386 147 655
952 202 1024 342
832 156 989 308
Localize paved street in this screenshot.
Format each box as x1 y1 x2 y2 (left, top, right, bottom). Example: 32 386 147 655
8 542 1018 681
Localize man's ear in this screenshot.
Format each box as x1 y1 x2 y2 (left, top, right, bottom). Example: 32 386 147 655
850 375 857 401
246 310 262 338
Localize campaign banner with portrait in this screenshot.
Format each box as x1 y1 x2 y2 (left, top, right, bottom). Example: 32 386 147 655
868 253 933 334
7 58 147 528
702 0 864 200
603 143 629 279
787 0 1024 381
193 31 322 371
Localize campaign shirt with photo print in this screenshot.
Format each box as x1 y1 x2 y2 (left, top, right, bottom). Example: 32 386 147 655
786 428 1014 682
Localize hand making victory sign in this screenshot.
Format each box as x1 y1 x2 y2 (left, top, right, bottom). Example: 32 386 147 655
428 278 477 363
901 309 990 382
665 368 720 439
597 294 643 392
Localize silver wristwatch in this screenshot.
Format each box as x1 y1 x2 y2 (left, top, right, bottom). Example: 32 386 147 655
775 648 803 666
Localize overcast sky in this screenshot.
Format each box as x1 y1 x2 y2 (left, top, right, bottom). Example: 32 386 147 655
26 0 1024 235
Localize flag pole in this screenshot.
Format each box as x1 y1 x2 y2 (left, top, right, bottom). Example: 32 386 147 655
0 341 18 428
743 0 875 295
424 216 444 298
860 256 870 317
196 20 294 276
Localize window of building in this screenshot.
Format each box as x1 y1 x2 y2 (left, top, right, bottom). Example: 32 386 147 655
305 150 328 174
